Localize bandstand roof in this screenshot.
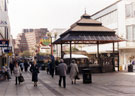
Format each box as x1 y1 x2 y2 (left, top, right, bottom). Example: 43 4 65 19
53 13 124 44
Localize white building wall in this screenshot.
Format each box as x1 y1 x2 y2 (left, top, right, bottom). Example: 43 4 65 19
117 0 126 37
89 0 135 71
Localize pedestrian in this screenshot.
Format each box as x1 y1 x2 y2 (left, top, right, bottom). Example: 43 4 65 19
55 58 59 75
13 62 22 85
49 60 55 78
19 60 24 72
9 61 14 75
47 60 50 74
30 60 39 87
24 59 29 72
3 66 11 80
57 59 67 88
70 60 79 84
49 55 55 78
132 59 135 65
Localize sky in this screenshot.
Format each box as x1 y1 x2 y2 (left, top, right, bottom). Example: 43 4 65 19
8 0 118 38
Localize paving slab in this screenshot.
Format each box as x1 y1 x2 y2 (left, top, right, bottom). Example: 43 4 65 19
0 71 135 96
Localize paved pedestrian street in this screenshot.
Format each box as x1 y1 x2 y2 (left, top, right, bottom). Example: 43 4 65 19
1 71 135 96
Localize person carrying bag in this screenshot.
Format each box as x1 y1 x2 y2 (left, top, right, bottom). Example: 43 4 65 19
14 62 22 85
70 60 79 84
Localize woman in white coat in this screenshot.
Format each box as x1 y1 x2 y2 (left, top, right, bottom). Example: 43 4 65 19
14 61 21 85
70 60 79 84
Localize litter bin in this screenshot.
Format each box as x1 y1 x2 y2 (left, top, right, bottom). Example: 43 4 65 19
82 68 92 84
128 64 133 72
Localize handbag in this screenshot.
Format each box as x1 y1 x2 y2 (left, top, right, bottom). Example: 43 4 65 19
19 74 24 82
75 73 80 80
75 65 80 80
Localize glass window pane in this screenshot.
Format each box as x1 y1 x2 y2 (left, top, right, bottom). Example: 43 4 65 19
133 25 135 40
0 27 5 38
127 26 132 41
126 4 132 17
133 2 135 17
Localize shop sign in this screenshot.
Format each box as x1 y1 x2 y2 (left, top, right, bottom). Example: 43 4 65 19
4 49 9 53
0 40 9 47
4 46 12 53
40 36 51 46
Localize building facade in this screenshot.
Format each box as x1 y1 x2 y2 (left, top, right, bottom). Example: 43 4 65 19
0 0 12 68
14 28 49 56
90 0 135 71
15 33 28 55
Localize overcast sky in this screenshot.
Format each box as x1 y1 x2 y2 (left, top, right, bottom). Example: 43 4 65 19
8 0 118 38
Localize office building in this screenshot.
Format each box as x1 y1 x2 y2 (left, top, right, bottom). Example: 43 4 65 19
89 0 135 71
14 28 49 55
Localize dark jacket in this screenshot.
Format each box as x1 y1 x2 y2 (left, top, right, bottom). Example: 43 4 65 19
9 62 14 70
58 63 67 76
30 64 39 82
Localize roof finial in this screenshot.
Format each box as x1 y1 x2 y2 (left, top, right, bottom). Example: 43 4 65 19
85 8 86 14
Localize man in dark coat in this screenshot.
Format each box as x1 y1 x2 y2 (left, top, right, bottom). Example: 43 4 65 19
49 55 55 78
30 60 39 87
24 60 29 72
9 61 14 75
55 58 59 75
49 60 55 78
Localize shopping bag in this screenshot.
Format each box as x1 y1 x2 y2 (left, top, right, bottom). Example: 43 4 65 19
75 73 80 80
19 74 24 82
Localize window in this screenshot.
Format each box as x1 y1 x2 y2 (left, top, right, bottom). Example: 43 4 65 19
126 25 135 41
127 26 132 41
126 3 132 17
133 26 135 40
125 2 135 18
0 27 5 38
133 3 135 17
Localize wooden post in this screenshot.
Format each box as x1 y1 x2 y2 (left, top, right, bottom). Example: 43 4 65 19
61 43 63 59
57 44 58 58
70 41 72 64
97 41 101 72
113 42 115 71
97 42 99 59
117 42 120 71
